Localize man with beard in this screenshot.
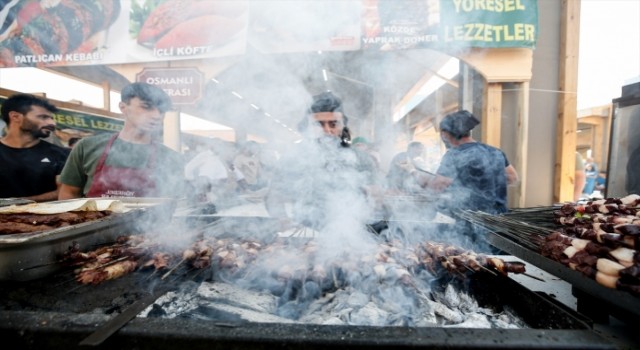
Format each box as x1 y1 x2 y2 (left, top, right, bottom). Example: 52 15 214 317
58 82 184 199
0 93 69 202
265 92 379 233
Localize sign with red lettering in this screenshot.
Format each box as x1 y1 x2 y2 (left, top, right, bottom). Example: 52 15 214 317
136 68 204 105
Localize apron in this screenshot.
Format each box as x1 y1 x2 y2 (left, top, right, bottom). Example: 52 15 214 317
86 133 158 198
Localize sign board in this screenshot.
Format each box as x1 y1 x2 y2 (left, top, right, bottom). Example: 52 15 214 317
136 68 204 106
0 1 538 68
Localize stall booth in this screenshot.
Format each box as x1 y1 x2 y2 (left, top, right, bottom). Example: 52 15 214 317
1 1 636 349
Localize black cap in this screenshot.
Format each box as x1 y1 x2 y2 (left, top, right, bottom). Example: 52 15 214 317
439 110 480 139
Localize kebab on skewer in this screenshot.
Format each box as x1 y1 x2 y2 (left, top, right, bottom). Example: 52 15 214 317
542 230 640 294
417 241 526 278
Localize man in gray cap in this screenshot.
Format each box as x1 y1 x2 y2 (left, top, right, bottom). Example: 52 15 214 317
428 110 518 214
423 110 518 251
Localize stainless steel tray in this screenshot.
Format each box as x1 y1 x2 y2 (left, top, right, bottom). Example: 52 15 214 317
0 198 35 207
0 198 177 281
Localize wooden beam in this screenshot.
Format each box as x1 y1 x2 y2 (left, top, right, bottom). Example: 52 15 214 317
102 80 111 111
514 82 530 208
482 83 502 148
554 0 581 203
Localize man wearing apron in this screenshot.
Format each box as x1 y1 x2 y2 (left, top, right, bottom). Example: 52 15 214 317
58 83 184 199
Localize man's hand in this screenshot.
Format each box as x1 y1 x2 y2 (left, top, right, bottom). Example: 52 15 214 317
58 184 83 200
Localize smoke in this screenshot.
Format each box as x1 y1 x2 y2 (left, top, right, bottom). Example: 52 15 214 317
110 0 513 327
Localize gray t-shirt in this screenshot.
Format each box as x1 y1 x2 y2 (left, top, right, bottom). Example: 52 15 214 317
59 133 185 198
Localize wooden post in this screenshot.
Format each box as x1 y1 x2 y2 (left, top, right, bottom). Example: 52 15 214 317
163 109 181 152
483 82 502 148
554 0 581 203
514 81 529 208
102 80 111 111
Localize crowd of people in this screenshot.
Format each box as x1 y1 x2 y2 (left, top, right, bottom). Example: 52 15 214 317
1 83 522 251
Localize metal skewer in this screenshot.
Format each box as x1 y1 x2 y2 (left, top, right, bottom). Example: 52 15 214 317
161 257 187 280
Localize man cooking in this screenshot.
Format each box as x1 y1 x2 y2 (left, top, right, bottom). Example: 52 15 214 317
58 82 185 199
265 92 379 232
422 110 518 251
0 93 69 202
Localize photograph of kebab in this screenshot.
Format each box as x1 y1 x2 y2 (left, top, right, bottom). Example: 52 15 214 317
130 0 247 51
0 0 121 68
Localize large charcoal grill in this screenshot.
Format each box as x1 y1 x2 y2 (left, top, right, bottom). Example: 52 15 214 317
0 267 613 349
0 216 617 349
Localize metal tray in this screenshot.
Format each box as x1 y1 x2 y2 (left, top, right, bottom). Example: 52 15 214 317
0 198 35 207
0 198 177 281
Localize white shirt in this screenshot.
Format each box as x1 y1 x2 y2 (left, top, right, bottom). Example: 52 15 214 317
184 150 228 182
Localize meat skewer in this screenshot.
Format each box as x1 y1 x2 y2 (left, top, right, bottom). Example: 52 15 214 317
161 249 196 280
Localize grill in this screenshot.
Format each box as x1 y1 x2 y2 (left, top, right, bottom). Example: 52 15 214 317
0 215 618 350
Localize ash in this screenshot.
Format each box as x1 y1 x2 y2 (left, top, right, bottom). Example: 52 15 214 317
138 236 528 329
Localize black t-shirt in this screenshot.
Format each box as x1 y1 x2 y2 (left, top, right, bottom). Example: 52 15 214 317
0 141 70 198
437 142 509 214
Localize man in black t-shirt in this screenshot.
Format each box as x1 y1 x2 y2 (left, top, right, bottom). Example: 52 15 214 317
0 94 69 202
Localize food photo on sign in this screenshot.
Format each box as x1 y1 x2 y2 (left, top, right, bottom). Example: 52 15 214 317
0 0 122 67
126 0 249 61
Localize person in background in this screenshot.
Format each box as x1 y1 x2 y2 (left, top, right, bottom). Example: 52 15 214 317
583 157 598 197
406 141 428 171
385 151 425 195
352 136 381 169
265 92 379 231
0 93 69 202
58 82 184 199
574 152 586 202
185 138 244 207
67 137 81 149
421 110 518 251
234 140 264 191
595 170 607 193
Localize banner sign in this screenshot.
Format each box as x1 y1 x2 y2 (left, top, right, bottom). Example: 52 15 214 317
136 67 204 105
0 0 538 68
439 0 538 48
0 97 123 133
